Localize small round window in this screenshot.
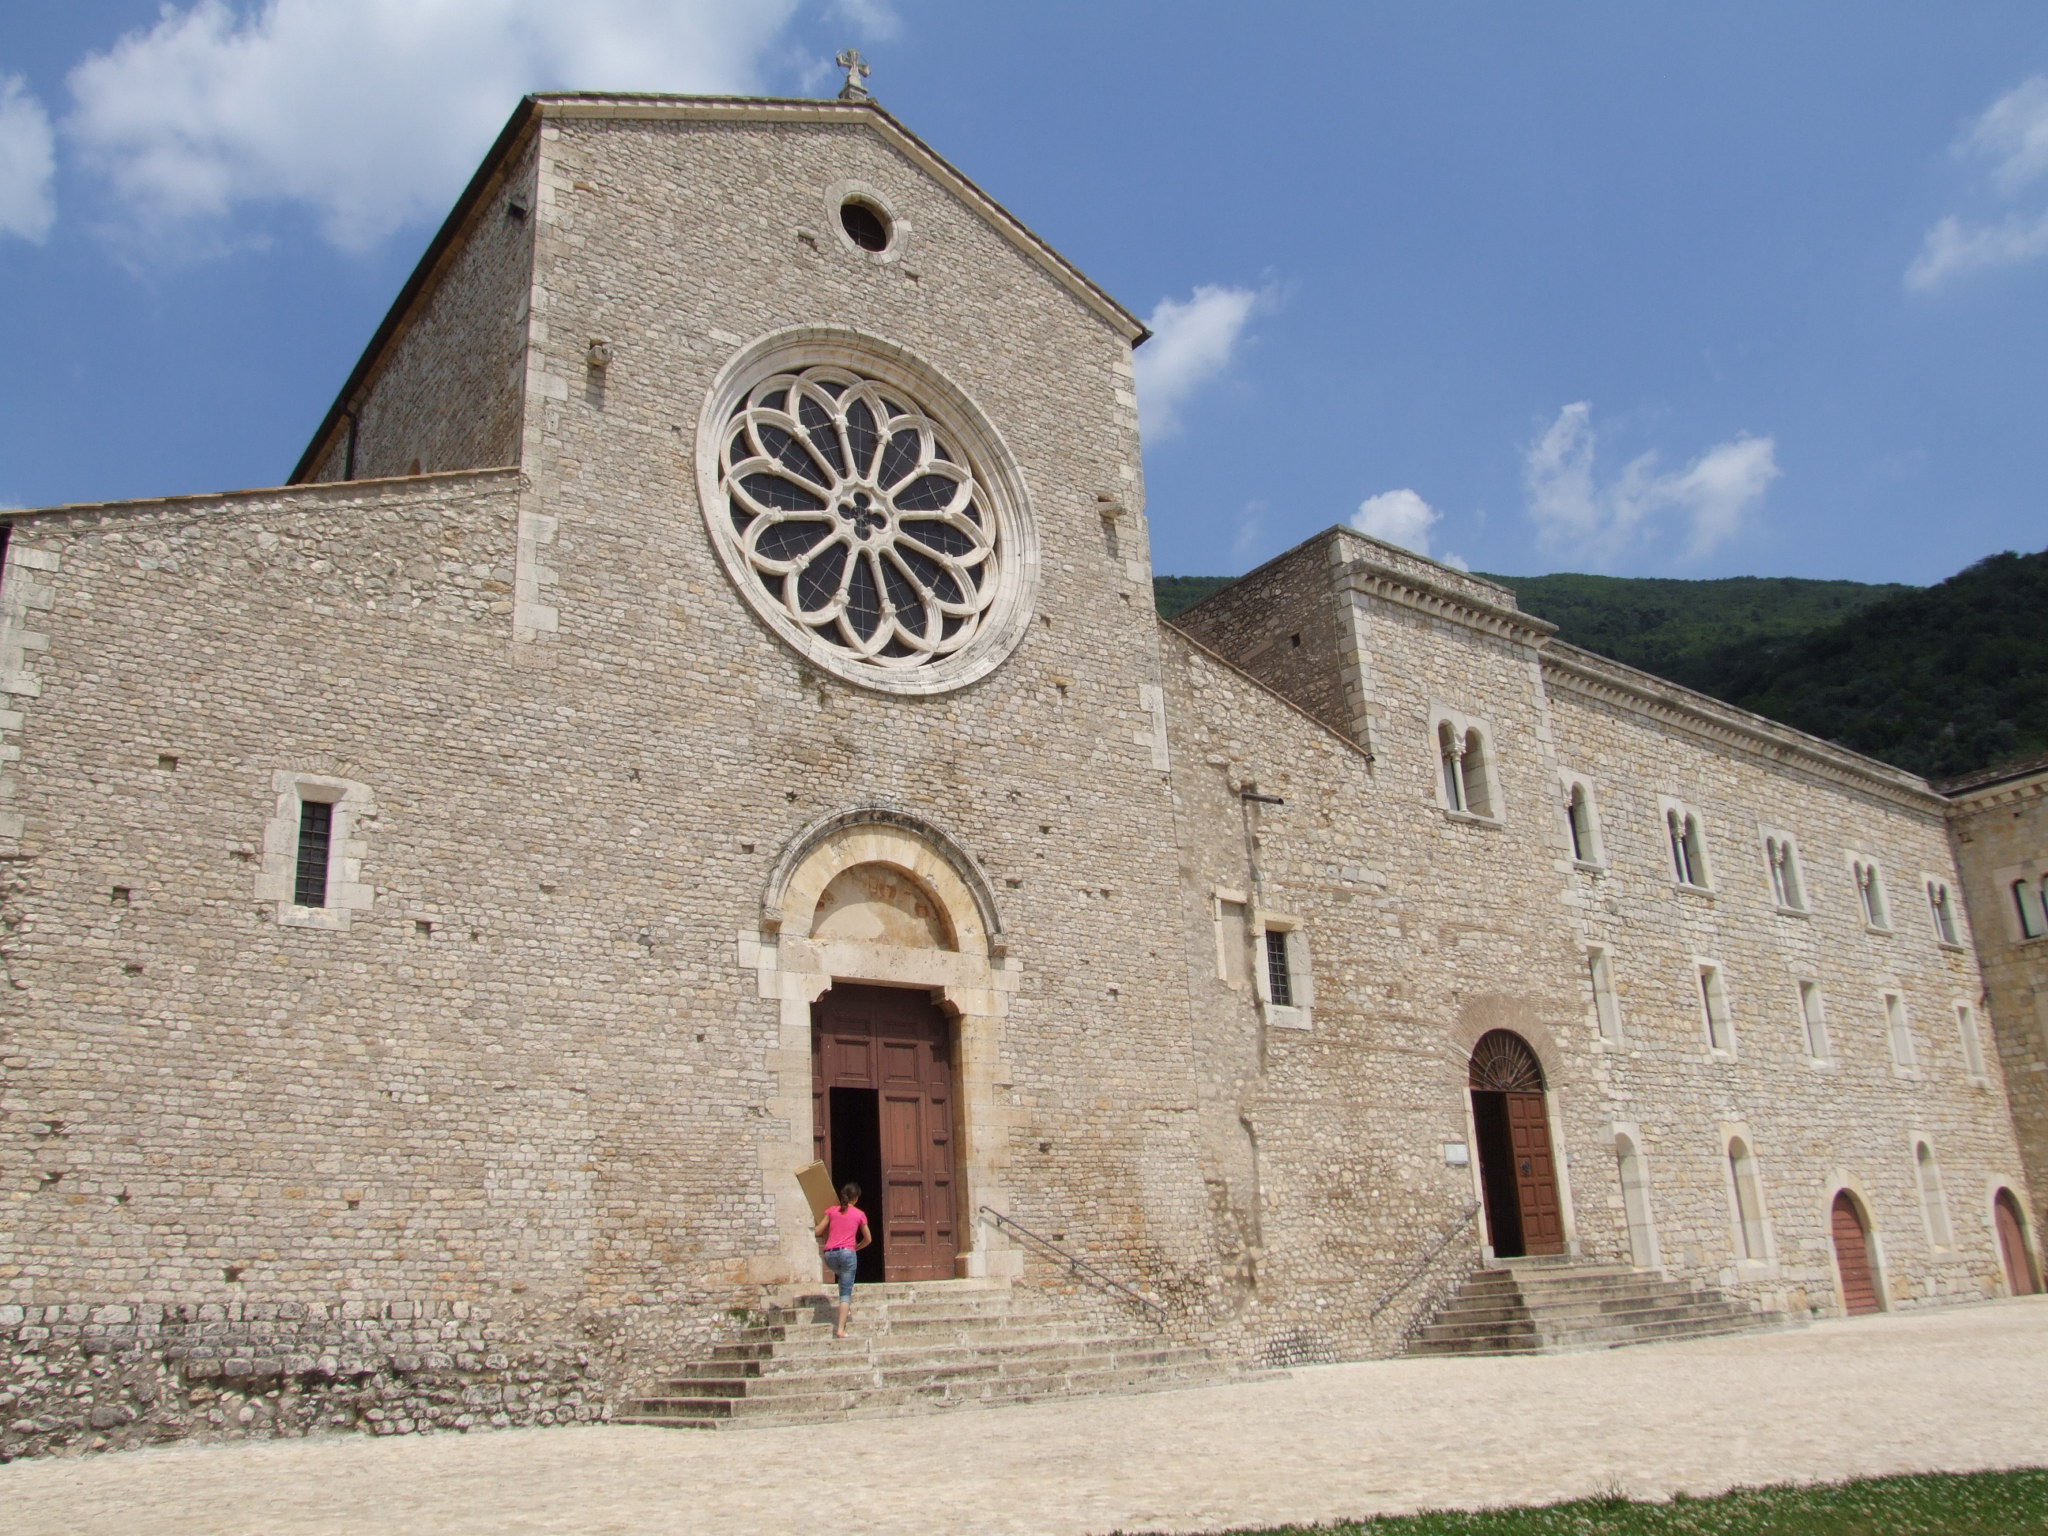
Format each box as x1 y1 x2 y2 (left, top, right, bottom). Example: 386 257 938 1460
840 199 891 253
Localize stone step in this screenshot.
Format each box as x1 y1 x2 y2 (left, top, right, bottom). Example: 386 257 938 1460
695 1334 1136 1377
1406 1259 1779 1358
618 1357 1238 1430
648 1345 1221 1401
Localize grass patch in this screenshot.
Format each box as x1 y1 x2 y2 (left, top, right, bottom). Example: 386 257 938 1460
1145 1469 2048 1535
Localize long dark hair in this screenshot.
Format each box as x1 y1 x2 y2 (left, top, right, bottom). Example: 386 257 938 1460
837 1181 862 1208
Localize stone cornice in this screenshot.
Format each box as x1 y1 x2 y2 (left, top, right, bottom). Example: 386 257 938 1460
1943 763 2048 815
0 468 525 533
1541 641 1945 814
532 94 1149 343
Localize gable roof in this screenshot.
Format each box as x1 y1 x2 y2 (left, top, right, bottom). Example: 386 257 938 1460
291 93 1149 484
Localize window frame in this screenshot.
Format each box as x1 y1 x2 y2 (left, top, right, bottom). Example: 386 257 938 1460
1560 772 1606 869
1850 854 1892 933
1923 875 1963 949
1798 978 1831 1065
1759 826 1808 914
1659 797 1714 892
1697 960 1736 1057
1955 1001 1988 1083
1882 989 1916 1070
257 772 376 931
1723 1129 1775 1269
1252 910 1313 1031
1428 705 1503 825
1913 1138 1954 1252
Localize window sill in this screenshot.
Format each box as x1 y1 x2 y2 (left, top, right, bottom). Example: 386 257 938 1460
1936 940 1967 954
1674 882 1715 900
1773 904 1810 919
1807 1057 1835 1071
1890 1064 1922 1082
1732 1258 1780 1279
1571 859 1607 875
1440 809 1503 829
1707 1047 1739 1065
1865 924 1893 937
1261 1003 1312 1031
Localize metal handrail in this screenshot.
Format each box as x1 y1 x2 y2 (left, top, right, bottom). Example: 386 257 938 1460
979 1206 1170 1327
1366 1200 1482 1323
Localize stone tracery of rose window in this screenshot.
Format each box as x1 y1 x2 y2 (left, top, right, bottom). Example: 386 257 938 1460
719 366 997 669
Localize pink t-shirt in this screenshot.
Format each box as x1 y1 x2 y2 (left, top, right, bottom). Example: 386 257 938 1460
823 1205 866 1249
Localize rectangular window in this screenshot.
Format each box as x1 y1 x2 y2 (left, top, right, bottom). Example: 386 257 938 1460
1264 929 1294 1008
1699 964 1734 1053
1589 947 1621 1042
294 799 334 908
1885 992 1915 1067
1957 1004 1986 1080
1215 898 1249 989
2018 879 2046 941
1799 981 1830 1061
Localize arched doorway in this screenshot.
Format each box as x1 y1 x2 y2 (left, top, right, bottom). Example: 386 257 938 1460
1995 1189 2039 1296
1830 1190 1882 1315
813 981 958 1282
1469 1031 1564 1257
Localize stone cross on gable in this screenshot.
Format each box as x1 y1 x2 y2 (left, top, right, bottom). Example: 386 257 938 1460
836 48 872 103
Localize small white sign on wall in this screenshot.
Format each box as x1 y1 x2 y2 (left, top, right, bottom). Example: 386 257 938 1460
1443 1142 1470 1167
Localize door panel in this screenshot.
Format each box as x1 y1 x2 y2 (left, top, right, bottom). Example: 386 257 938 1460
812 984 958 1281
1505 1091 1564 1255
1832 1193 1880 1315
1997 1194 2037 1296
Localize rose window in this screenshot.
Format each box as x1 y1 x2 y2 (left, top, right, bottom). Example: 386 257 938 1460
718 366 998 670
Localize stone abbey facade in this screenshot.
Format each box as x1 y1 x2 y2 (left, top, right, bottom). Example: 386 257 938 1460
0 93 2039 1453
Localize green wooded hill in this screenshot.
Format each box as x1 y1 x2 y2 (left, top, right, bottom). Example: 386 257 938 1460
1154 547 2048 781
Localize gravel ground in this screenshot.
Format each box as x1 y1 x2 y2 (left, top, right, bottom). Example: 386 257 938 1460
6 1297 2047 1536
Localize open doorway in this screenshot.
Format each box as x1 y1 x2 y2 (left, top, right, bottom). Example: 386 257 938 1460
826 1086 887 1283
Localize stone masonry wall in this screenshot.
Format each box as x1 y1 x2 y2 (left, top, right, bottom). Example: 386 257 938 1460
303 132 539 483
1945 764 2048 1259
1543 647 2024 1312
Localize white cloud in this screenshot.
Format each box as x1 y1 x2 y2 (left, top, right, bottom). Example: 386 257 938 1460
0 75 56 242
1965 75 2048 196
1907 209 2048 293
1133 283 1267 441
65 0 803 251
829 0 902 40
1909 75 2048 291
1351 488 1470 570
1523 402 1779 564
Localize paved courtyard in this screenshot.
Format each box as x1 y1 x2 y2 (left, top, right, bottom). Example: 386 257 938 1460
6 1297 2047 1536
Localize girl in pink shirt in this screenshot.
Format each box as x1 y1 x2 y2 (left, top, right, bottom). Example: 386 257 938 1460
814 1182 873 1338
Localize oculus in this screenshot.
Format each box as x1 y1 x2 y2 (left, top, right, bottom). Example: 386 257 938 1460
701 332 1036 693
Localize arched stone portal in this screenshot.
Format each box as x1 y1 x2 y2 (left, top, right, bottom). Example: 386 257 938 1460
1995 1188 2039 1297
742 808 1021 1286
1468 1030 1565 1257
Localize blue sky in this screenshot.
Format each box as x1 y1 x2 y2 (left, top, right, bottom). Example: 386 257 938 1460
1 3 2044 585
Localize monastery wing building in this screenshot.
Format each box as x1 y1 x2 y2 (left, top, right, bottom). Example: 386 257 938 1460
1 92 2041 1451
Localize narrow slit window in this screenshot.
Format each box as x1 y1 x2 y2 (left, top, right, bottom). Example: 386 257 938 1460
1927 880 1959 946
1800 981 1829 1061
1567 784 1593 863
1885 992 1914 1067
1699 964 1734 1053
1264 929 1294 1008
1957 1004 1986 1080
294 799 334 908
1668 809 1707 887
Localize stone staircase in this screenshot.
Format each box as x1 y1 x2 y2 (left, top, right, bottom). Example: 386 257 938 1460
616 1278 1240 1429
1408 1256 1784 1356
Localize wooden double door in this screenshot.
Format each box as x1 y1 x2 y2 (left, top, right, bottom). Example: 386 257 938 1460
811 984 958 1282
1472 1090 1565 1257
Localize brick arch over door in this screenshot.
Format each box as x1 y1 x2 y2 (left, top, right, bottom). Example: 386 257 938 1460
1468 1030 1565 1258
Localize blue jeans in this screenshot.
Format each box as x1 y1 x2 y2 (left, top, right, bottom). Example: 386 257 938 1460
823 1246 858 1302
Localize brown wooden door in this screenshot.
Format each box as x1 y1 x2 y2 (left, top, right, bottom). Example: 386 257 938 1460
1505 1091 1564 1255
1832 1192 1881 1315
812 984 957 1281
1996 1192 2038 1296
